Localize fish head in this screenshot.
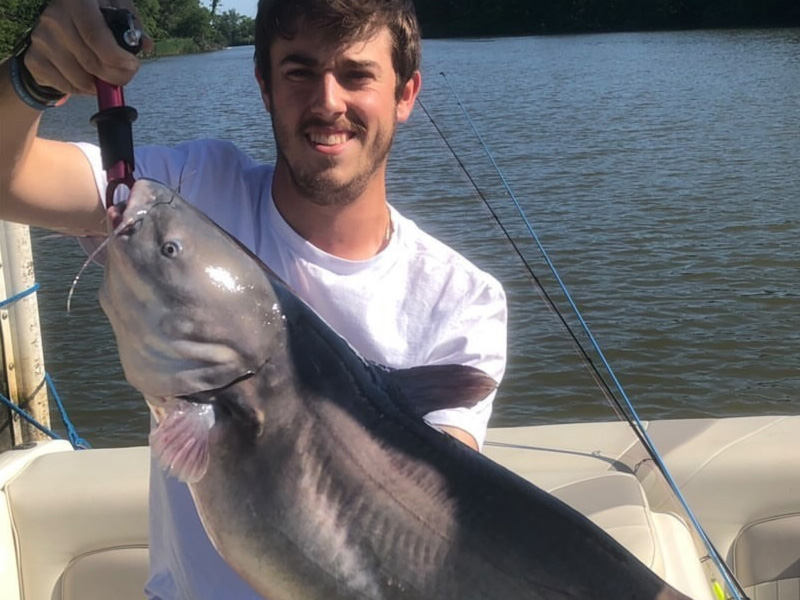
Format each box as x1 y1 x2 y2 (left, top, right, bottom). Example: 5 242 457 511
99 178 286 399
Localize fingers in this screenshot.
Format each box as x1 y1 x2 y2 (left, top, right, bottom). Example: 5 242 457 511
23 0 147 96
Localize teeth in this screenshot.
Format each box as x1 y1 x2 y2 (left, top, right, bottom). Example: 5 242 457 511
308 132 350 146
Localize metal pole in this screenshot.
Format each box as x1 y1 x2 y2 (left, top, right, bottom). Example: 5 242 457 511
0 221 50 449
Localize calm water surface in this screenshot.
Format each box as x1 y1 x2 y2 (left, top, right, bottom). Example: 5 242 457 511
29 30 800 447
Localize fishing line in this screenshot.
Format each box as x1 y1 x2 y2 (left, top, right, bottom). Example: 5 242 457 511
430 71 749 600
415 98 626 422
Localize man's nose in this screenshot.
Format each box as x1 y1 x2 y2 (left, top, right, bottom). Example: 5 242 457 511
310 72 346 117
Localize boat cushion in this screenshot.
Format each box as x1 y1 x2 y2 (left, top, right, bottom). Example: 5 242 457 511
548 472 661 571
0 489 21 600
485 426 714 599
733 513 800 600
5 446 149 600
548 472 714 600
57 546 149 600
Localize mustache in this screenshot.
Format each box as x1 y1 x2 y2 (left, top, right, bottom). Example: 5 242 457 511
300 117 367 137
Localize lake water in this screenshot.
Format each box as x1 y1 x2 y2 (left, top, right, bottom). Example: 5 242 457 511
26 29 800 447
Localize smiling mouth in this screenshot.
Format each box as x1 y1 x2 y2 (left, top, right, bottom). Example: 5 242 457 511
307 131 354 146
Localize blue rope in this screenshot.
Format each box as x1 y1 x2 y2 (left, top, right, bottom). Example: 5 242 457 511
0 282 40 309
1 282 90 449
45 373 90 449
0 374 91 449
0 388 61 439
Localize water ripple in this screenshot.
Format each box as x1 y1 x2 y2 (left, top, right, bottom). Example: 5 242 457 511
31 32 800 446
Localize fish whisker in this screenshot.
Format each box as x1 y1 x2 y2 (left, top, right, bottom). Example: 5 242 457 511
66 207 147 313
67 236 113 313
36 233 70 242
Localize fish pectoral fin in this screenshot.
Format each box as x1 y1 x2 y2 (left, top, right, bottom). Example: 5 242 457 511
150 400 215 483
386 364 497 418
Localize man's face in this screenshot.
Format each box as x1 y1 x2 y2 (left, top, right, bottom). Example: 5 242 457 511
261 25 419 205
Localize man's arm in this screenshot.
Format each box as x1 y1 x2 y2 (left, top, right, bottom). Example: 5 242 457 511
0 0 148 235
439 425 479 451
423 271 508 453
0 64 104 234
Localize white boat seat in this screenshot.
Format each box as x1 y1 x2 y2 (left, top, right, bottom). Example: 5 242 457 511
57 547 149 600
486 431 714 600
1 416 797 600
2 444 149 600
547 472 662 571
547 471 714 600
732 514 800 600
485 417 800 600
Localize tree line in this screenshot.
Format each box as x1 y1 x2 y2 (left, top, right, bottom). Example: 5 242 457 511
415 0 799 37
2 0 799 58
0 0 255 57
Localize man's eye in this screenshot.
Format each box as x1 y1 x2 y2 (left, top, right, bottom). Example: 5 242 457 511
286 68 314 80
343 71 374 85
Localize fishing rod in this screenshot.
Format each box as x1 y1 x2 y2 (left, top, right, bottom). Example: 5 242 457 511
414 101 627 423
427 71 749 600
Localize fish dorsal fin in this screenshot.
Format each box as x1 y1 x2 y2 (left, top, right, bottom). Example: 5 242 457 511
385 364 497 419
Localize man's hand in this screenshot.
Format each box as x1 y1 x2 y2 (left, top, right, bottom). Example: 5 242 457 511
23 0 153 96
439 425 479 451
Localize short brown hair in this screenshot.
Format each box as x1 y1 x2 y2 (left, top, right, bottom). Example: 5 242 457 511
254 0 421 99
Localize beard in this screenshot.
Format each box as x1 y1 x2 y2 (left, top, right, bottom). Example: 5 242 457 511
269 109 396 207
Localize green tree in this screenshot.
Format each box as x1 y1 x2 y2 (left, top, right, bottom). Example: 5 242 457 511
3 0 800 57
159 0 215 43
135 0 163 40
213 9 254 46
0 0 46 57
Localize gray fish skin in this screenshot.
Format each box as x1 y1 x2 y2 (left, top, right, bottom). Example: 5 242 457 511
100 178 694 600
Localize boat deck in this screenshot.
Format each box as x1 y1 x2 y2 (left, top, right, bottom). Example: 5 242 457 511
1 415 798 600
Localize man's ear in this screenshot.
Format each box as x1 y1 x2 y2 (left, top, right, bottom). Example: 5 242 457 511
254 65 271 112
396 70 421 123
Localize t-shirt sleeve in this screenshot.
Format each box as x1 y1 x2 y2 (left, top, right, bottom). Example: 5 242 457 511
71 139 200 198
421 274 507 450
72 139 265 256
72 139 259 204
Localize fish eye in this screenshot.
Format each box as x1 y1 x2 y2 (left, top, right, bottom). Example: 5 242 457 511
161 241 182 258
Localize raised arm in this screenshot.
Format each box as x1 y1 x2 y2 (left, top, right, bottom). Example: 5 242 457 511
0 0 149 235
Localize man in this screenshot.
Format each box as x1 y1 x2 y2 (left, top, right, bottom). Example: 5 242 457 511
0 0 507 597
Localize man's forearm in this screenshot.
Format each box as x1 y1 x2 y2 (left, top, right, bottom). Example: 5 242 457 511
439 425 479 451
0 57 45 216
0 57 107 235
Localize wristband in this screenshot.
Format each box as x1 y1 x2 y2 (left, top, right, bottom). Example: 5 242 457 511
9 29 68 111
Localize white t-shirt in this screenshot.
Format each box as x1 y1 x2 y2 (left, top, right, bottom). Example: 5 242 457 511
76 139 507 599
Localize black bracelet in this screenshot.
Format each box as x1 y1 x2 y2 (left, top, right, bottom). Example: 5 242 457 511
9 28 68 110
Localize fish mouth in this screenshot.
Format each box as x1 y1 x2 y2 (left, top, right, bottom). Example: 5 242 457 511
108 179 179 235
177 370 260 426
69 180 179 311
149 368 262 483
107 202 128 231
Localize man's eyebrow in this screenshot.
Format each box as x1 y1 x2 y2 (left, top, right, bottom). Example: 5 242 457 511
340 58 381 71
278 53 382 72
278 53 317 67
